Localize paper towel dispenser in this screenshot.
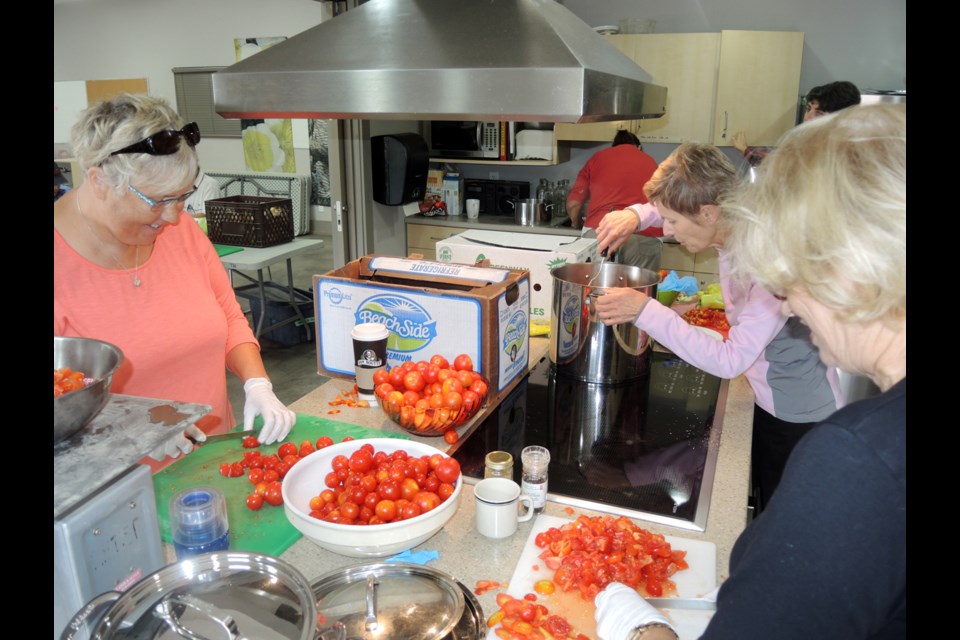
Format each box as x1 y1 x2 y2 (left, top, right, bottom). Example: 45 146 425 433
370 133 429 206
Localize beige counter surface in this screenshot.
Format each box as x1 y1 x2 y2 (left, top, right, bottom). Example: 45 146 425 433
276 338 755 619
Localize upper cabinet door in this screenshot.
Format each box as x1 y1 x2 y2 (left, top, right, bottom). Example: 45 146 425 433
632 33 720 143
712 31 804 147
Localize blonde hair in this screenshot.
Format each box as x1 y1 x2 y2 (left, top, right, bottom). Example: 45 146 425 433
643 143 739 216
70 93 199 196
723 104 906 324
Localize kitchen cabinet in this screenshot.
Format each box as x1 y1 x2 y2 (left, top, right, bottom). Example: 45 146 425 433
712 31 804 147
405 223 462 260
555 31 802 147
662 242 720 287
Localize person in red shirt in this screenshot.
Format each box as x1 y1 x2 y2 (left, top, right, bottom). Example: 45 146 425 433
566 130 662 271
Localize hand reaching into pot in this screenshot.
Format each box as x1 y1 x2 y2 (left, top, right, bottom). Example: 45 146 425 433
595 209 642 255
595 287 651 325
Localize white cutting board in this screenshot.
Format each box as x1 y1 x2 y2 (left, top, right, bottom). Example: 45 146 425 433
486 514 717 640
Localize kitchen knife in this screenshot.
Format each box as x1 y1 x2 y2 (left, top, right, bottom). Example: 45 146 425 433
186 430 252 445
646 597 717 611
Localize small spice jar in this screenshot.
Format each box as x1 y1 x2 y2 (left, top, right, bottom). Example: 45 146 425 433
484 451 514 479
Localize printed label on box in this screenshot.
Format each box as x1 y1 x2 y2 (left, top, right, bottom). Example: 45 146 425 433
498 289 530 392
436 232 598 325
368 256 509 284
317 280 484 375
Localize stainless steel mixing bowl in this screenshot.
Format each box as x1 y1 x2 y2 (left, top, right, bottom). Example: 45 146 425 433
54 336 124 445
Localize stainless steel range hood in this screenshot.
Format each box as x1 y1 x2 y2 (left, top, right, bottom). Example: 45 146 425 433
213 0 667 123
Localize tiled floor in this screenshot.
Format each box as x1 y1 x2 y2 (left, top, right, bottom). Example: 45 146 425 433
225 232 334 426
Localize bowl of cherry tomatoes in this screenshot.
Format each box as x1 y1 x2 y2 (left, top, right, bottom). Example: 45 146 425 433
281 438 463 557
373 354 490 437
54 336 124 445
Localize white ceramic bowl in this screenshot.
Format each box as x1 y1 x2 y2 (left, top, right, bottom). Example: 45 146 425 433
281 438 463 558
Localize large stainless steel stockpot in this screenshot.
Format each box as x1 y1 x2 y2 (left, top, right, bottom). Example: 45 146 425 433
549 262 659 383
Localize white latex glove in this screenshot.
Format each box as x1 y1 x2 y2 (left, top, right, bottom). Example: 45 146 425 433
243 377 296 445
147 425 207 461
595 582 676 640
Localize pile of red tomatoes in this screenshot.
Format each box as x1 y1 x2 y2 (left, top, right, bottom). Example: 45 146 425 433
306 442 461 526
374 353 488 440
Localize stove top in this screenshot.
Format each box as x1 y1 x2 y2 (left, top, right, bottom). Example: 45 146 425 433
453 351 727 531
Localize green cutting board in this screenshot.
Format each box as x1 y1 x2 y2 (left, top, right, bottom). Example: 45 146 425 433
153 413 409 557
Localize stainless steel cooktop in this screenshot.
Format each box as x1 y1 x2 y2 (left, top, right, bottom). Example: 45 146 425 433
454 351 728 532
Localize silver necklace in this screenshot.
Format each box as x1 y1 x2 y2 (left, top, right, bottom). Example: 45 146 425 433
76 189 141 287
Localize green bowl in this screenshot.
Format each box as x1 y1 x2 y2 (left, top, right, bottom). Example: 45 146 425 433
657 290 679 307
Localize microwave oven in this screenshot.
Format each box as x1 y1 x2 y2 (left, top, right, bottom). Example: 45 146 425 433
423 121 500 159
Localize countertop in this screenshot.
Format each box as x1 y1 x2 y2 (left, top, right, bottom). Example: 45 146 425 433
158 338 754 626
407 213 583 237
235 338 750 621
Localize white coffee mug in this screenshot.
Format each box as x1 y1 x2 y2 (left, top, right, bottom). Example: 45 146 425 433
474 477 534 538
465 198 480 219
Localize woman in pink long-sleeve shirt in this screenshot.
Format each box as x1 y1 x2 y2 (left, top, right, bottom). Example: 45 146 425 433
54 93 295 471
594 143 843 511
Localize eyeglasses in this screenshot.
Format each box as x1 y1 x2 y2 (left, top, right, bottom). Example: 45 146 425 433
110 122 201 157
128 184 197 209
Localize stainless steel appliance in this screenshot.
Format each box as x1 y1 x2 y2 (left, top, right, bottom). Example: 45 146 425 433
54 464 165 638
213 0 668 124
452 352 727 532
53 394 211 638
424 121 500 159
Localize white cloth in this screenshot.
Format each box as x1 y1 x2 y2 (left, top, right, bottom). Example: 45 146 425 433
595 582 676 640
184 172 223 215
147 424 206 461
242 377 296 444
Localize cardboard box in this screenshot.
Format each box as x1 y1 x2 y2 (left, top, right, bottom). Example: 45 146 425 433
425 169 445 200
442 172 463 216
435 231 599 326
314 255 531 400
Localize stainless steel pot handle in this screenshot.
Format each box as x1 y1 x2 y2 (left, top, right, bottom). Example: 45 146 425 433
154 594 242 640
364 574 380 632
60 591 121 640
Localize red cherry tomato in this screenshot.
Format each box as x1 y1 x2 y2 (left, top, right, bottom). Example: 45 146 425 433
277 442 298 459
264 481 284 506
429 354 450 370
443 429 459 445
316 435 334 449
435 457 461 484
242 435 260 448
453 354 473 372
403 370 426 393
245 493 264 511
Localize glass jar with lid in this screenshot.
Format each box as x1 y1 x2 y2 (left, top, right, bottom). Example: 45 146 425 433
484 451 514 479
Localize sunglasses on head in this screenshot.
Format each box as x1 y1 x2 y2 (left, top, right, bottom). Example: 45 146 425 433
110 122 201 157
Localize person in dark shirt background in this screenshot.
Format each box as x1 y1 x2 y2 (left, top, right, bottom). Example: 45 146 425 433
732 80 861 167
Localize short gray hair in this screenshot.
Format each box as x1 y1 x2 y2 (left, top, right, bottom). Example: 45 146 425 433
70 93 199 196
723 104 906 324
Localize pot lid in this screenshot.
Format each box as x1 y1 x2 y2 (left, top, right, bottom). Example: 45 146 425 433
311 562 465 640
68 552 317 640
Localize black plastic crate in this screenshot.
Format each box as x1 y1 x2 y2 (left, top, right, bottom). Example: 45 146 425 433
206 195 294 248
